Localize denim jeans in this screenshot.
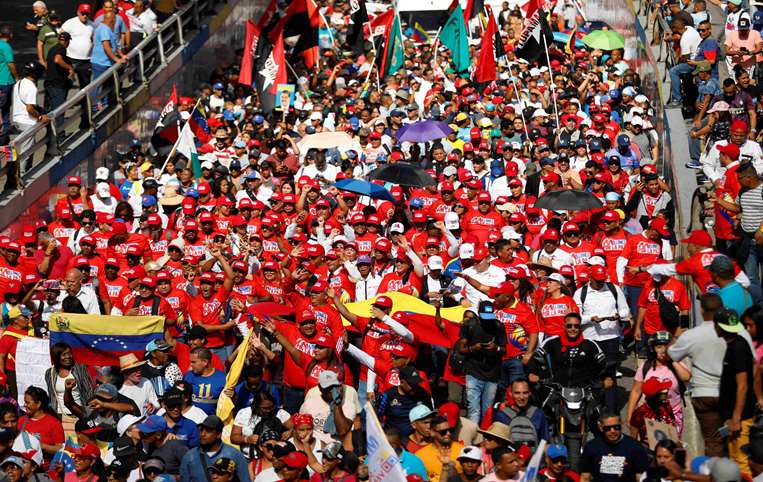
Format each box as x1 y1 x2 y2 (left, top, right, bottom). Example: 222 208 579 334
668 62 693 103
498 358 526 401
743 246 762 286
358 379 369 408
624 285 642 320
45 83 68 133
90 63 112 107
465 374 497 423
0 83 11 138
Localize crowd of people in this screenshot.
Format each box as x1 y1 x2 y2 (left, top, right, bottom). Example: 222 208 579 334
0 0 761 481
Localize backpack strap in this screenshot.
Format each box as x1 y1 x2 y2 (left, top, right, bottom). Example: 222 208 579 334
132 295 161 315
605 282 620 314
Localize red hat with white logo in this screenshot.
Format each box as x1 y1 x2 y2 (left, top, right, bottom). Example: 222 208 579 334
373 295 393 309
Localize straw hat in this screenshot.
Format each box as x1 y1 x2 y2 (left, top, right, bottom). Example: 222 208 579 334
160 185 183 206
528 258 558 273
478 422 513 443
119 353 146 372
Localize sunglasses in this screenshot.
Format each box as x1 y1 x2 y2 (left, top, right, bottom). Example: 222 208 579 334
436 428 453 436
81 221 94 226
565 324 581 329
551 457 568 464
601 424 621 432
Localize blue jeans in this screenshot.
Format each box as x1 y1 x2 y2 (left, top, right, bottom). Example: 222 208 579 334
45 84 68 132
90 63 111 106
744 246 762 286
0 84 11 138
668 62 693 103
498 358 526 401
624 285 642 320
465 375 497 423
358 379 369 408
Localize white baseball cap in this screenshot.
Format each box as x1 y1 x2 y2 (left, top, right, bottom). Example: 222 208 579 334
459 243 475 259
444 212 461 230
428 255 444 271
501 226 523 240
390 222 405 234
95 167 109 181
96 182 110 197
443 165 458 177
586 256 606 266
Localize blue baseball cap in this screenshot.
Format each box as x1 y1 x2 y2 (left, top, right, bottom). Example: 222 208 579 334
478 300 497 320
245 171 259 180
142 195 157 207
185 188 199 198
137 415 168 434
212 82 224 90
233 139 246 149
253 114 265 124
540 157 555 166
547 444 568 459
617 134 630 147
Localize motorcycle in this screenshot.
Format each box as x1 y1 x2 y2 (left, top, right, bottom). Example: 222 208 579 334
538 381 601 472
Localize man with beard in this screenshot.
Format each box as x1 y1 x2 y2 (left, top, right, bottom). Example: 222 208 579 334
179 415 250 482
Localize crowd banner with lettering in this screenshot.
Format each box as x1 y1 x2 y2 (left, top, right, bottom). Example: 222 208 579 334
344 293 465 347
49 313 165 366
15 337 51 406
365 401 407 482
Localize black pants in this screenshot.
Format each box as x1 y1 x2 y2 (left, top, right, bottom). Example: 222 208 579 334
71 59 91 128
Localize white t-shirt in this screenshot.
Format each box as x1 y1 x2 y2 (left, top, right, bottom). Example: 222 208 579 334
11 78 38 126
126 8 157 36
119 379 160 416
299 385 361 443
679 26 702 56
61 17 94 60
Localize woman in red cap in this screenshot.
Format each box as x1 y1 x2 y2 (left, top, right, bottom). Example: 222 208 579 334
627 376 677 443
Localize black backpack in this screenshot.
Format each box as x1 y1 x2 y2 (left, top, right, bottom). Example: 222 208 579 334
654 286 680 330
132 295 162 315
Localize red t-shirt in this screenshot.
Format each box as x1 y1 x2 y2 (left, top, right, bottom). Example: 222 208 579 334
560 240 595 278
0 259 26 299
637 277 691 334
594 229 629 282
0 326 29 371
463 210 505 245
496 300 539 359
675 249 742 293
620 234 662 286
538 295 579 338
18 413 64 468
715 161 742 241
187 288 231 348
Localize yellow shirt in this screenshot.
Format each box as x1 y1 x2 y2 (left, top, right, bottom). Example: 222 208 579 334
415 442 464 482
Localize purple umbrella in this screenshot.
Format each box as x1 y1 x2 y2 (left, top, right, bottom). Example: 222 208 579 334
396 120 453 143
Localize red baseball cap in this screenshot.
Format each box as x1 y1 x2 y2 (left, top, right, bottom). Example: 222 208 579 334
489 281 515 298
307 244 325 257
5 242 20 253
312 334 334 348
390 343 417 359
156 271 171 282
559 265 575 277
73 256 89 267
462 142 474 152
105 257 119 267
263 261 279 271
58 206 73 220
350 213 366 225
373 295 393 308
139 276 156 288
717 143 740 160
602 210 620 222
147 214 162 226
310 280 327 293
642 377 672 397
473 246 489 262
199 211 215 223
374 238 392 252
681 229 713 247
184 220 199 231
77 3 92 13
413 212 427 223
199 272 215 283
67 176 82 186
477 192 492 202
589 265 608 281
648 218 670 237
562 222 580 233
126 245 142 256
542 229 560 241
231 260 248 272
465 179 482 190
197 183 211 195
71 443 100 459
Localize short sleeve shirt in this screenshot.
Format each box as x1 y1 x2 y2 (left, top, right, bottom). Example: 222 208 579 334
0 39 14 86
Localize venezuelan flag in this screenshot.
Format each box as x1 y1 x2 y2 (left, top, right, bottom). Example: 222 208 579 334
49 313 165 366
343 292 465 347
412 22 430 43
565 26 577 55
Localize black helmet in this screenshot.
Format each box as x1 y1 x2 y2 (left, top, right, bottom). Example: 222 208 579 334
23 61 44 80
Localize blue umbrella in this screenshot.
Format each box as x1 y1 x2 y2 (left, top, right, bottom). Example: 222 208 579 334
334 178 396 202
396 120 453 143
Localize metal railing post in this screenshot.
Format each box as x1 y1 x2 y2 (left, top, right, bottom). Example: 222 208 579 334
177 15 185 45
138 49 146 83
112 69 121 102
157 30 166 65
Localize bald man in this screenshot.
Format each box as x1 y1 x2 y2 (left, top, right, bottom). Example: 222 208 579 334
57 268 101 314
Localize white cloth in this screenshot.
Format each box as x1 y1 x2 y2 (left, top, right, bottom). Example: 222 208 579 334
126 7 156 37
679 26 702 56
300 385 361 443
119 379 160 416
572 283 631 341
57 286 101 315
11 78 38 126
452 264 505 306
354 273 383 302
89 194 118 215
530 248 575 270
60 17 94 60
702 139 763 183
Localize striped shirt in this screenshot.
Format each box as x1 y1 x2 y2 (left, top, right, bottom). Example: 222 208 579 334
738 183 763 233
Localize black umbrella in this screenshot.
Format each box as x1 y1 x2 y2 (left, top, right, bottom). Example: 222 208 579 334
534 189 603 211
369 163 436 188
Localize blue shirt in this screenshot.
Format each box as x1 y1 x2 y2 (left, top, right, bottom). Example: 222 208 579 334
233 381 282 413
184 369 227 415
696 37 720 79
718 281 753 317
91 23 119 67
698 77 721 100
168 415 200 448
179 443 251 482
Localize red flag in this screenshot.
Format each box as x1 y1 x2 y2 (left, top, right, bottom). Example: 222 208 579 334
463 0 484 24
476 13 498 82
159 84 177 120
369 9 394 38
239 20 257 86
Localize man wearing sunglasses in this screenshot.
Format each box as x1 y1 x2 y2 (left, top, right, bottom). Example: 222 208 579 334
580 412 649 482
415 415 464 482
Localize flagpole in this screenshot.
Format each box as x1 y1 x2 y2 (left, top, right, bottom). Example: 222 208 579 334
318 10 337 50
160 98 202 174
541 33 561 129
508 73 531 145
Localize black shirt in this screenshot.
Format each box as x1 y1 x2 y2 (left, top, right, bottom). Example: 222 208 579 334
44 44 71 87
459 317 507 382
718 335 756 420
580 434 649 482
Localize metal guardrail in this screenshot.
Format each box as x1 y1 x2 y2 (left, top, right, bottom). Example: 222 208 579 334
7 0 217 188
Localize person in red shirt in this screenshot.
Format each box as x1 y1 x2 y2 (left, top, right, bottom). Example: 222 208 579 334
634 273 691 346
490 281 539 392
0 242 28 299
646 230 749 294
48 206 80 246
559 223 594 278
156 270 188 337
124 276 178 335
537 273 579 338
593 210 629 282
54 176 89 217
617 218 668 317
463 192 505 245
99 257 128 310
67 236 105 279
186 249 235 360
0 306 33 398
350 214 378 256
711 143 742 256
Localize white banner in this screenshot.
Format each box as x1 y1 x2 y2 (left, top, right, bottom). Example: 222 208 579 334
520 439 547 482
15 338 51 406
365 401 407 482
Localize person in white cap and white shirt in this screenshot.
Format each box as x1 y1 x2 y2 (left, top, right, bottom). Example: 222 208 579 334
89 181 117 215
299 370 361 444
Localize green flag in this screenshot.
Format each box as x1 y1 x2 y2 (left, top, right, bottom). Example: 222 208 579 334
440 5 470 76
176 121 202 178
382 13 404 77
